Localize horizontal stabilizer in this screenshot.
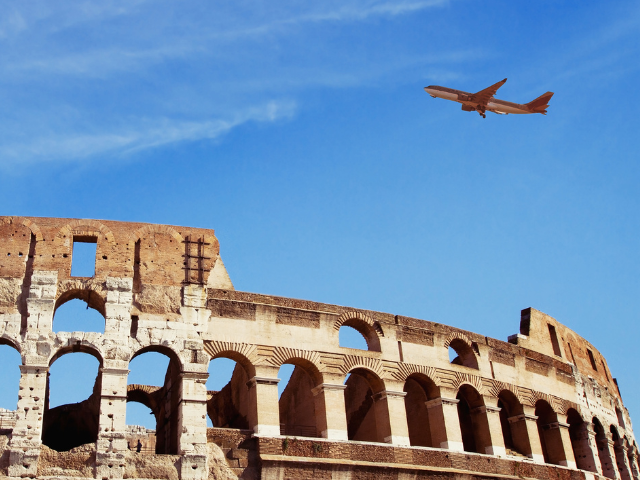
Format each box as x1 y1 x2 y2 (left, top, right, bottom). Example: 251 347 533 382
526 91 554 112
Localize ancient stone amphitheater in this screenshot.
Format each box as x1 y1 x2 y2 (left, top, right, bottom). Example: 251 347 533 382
0 216 636 480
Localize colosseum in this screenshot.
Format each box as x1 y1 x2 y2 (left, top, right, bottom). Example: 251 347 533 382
0 215 636 480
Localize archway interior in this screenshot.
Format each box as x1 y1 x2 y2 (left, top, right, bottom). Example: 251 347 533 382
448 339 478 369
42 352 101 452
535 400 566 466
278 363 318 437
127 350 179 454
339 325 369 350
403 374 439 447
344 368 385 443
456 385 488 454
53 298 104 334
567 409 597 472
206 357 251 430
593 418 615 478
0 344 21 433
497 391 526 456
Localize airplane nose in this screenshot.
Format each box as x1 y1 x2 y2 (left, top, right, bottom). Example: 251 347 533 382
424 87 437 97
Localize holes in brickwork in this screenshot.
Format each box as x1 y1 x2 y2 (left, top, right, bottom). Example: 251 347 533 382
70 237 97 277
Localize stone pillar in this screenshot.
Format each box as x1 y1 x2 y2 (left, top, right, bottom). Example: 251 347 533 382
425 396 463 451
24 271 58 333
372 390 410 445
104 277 133 337
570 421 600 473
509 408 544 462
311 383 348 440
628 448 640 480
472 399 506 456
178 371 209 480
247 376 281 436
615 442 633 480
7 364 49 478
95 366 129 480
551 416 577 469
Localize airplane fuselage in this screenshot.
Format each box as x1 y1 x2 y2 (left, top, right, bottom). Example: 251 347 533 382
424 85 532 115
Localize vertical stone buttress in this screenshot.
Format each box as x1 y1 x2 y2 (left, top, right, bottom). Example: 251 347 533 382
8 271 58 477
95 277 134 480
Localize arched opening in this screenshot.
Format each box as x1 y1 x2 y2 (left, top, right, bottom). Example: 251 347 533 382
206 356 253 431
278 360 322 438
344 368 387 442
42 350 102 451
53 291 105 334
616 407 626 429
611 425 631 480
567 408 598 472
535 400 566 465
338 318 381 352
456 385 489 454
448 339 478 369
594 418 615 478
403 373 440 447
0 342 21 432
339 326 369 350
127 347 181 454
497 390 528 457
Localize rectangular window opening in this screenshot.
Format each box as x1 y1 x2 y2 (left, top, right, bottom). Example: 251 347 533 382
587 348 598 371
71 237 98 277
547 324 562 357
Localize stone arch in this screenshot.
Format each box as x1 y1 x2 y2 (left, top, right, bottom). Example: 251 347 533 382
567 408 598 473
335 311 382 352
445 333 478 369
0 335 21 355
344 366 389 442
449 372 484 393
403 372 441 447
393 363 441 386
456 383 490 454
49 341 104 367
54 287 107 319
55 219 116 246
131 344 183 372
203 341 258 378
496 389 528 456
535 399 568 466
1 216 43 241
339 355 385 379
593 416 616 478
132 224 184 244
269 347 324 385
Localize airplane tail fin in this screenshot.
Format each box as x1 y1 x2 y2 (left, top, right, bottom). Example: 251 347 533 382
526 92 554 113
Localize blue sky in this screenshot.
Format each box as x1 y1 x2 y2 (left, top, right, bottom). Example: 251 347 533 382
1 1 639 428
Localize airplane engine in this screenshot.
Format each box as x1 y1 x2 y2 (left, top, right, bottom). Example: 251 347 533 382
461 105 475 112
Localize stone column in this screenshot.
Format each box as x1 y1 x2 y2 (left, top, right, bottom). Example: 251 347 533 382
509 408 544 462
570 421 600 473
178 371 209 480
104 277 133 338
311 383 348 440
24 271 58 333
550 416 577 469
628 448 640 480
247 376 281 436
7 364 49 478
95 366 129 480
425 395 463 451
472 399 506 456
372 390 410 445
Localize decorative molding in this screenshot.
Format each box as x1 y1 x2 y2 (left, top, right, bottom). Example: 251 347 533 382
392 362 440 385
443 331 473 348
339 354 384 378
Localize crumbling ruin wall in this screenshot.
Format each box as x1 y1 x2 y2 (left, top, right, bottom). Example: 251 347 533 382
0 216 637 480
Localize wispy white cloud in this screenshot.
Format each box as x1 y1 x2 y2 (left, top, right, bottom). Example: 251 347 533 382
0 101 295 167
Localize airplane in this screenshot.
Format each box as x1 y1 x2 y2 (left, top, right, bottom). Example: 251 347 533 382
424 78 553 118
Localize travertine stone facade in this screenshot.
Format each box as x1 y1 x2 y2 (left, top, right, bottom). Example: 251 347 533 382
0 216 636 480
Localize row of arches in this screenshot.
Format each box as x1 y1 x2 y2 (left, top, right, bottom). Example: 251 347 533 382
1 337 637 478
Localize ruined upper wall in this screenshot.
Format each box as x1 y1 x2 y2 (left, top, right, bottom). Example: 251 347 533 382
0 216 233 315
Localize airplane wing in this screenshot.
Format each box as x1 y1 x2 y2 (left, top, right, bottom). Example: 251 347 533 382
472 78 507 106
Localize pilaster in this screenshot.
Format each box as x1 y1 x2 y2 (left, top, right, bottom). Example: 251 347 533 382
311 383 348 440
372 390 410 445
425 395 463 451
